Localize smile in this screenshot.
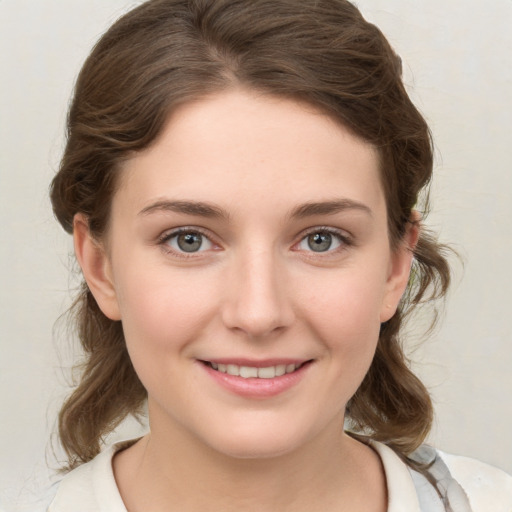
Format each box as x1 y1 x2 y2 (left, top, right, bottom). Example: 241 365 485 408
199 359 313 398
204 361 304 379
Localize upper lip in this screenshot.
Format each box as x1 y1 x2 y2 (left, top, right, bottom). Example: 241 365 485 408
198 358 312 368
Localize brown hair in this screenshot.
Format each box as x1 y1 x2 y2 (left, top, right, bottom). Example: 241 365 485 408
51 0 450 470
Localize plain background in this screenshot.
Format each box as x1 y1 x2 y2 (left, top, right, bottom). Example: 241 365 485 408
1 0 511 509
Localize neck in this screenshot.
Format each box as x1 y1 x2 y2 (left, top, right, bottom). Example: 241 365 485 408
114 414 386 512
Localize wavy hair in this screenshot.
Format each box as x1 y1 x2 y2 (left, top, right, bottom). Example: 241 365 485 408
50 0 450 470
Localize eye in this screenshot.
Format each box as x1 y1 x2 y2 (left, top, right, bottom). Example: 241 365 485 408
297 229 346 253
161 229 214 254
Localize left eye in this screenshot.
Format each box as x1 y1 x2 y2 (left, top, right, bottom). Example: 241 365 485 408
164 231 214 253
297 231 343 253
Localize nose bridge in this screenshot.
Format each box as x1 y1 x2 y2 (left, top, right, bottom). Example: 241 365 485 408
222 243 293 338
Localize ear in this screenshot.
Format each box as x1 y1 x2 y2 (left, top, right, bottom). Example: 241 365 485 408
73 214 121 321
379 212 420 323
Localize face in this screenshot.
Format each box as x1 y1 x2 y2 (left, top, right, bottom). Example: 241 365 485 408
78 89 414 459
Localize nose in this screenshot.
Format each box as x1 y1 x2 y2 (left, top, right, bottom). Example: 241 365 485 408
221 247 295 339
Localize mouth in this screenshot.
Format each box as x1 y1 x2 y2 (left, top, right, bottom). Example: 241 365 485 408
200 360 312 379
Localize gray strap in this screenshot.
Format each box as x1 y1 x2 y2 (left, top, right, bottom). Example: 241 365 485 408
409 445 473 512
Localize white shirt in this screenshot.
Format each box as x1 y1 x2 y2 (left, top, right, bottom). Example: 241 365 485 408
47 441 512 512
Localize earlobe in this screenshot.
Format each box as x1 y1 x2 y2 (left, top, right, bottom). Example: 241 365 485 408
73 214 121 321
379 213 420 323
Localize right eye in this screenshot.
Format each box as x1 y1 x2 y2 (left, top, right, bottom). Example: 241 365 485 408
160 229 214 254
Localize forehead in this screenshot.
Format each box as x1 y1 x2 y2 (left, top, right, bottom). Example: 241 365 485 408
115 89 385 220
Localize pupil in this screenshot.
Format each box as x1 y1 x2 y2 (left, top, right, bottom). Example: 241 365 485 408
308 232 332 252
177 233 202 252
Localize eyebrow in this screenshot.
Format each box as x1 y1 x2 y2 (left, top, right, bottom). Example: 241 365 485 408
138 200 229 219
138 198 372 220
289 199 372 219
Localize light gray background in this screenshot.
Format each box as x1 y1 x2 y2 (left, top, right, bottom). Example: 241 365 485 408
1 1 511 510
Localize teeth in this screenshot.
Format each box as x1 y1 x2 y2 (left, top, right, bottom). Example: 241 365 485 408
275 364 286 376
257 366 276 379
210 362 301 379
239 366 258 378
227 364 239 376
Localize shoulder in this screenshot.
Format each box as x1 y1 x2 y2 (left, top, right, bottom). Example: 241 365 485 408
47 443 128 512
438 451 512 512
407 444 512 512
47 461 95 511
371 440 512 512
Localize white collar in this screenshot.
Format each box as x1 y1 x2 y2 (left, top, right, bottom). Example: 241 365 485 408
370 441 423 512
51 439 428 512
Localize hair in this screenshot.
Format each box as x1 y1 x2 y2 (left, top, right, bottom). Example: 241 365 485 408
51 0 450 470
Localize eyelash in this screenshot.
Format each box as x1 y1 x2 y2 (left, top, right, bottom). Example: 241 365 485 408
157 226 353 258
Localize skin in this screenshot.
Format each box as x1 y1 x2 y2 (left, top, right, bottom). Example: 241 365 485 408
74 88 418 512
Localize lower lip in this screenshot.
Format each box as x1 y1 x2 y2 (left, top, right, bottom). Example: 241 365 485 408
199 362 312 399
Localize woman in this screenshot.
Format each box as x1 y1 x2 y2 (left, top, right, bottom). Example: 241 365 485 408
46 0 512 510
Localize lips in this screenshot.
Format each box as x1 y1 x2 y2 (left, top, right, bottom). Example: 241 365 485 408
199 358 312 398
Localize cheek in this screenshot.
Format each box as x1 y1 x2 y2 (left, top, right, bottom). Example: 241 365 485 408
113 264 220 358
304 267 386 337
301 268 386 380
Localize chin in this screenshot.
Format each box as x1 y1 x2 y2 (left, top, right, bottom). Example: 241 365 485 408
197 415 329 461
208 433 303 460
